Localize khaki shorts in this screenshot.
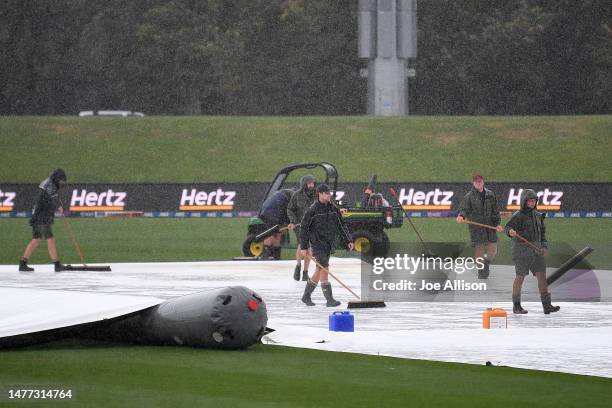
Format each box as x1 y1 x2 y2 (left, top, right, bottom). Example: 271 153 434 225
514 255 546 276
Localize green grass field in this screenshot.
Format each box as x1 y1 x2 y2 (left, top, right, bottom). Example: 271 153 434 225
0 218 612 269
1 218 610 268
1 342 610 408
1 115 611 183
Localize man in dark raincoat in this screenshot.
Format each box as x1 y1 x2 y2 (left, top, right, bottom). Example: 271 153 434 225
19 168 67 272
456 174 502 279
505 189 560 315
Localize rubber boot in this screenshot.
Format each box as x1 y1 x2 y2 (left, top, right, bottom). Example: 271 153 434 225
19 258 34 272
541 292 560 314
54 260 65 272
301 270 309 281
293 263 301 281
512 294 528 314
301 279 317 306
273 247 282 260
321 282 341 307
259 245 273 260
478 260 490 279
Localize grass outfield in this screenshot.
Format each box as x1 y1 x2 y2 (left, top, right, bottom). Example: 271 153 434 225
1 218 610 268
1 342 610 408
1 115 611 183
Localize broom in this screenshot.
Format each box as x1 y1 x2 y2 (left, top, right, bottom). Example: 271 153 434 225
255 223 299 242
464 220 595 285
60 206 111 271
307 254 385 308
461 219 544 255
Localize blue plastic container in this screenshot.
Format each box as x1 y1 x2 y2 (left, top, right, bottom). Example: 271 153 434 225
329 311 354 332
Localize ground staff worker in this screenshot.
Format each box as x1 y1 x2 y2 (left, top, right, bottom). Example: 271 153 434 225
259 189 293 260
456 174 502 279
505 189 560 315
287 174 316 281
299 184 354 307
19 168 67 272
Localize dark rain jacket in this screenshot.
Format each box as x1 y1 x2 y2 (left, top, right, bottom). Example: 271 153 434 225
259 189 293 226
300 199 353 255
504 189 547 259
287 175 316 225
458 187 501 243
30 168 66 226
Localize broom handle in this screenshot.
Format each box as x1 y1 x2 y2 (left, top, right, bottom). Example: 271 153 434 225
256 223 300 242
462 219 543 254
388 188 432 255
59 203 88 266
462 219 498 230
307 254 361 300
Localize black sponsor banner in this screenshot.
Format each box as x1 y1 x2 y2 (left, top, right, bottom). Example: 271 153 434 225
1 182 611 213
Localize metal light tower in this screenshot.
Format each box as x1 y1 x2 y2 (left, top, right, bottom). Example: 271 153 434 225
358 0 417 116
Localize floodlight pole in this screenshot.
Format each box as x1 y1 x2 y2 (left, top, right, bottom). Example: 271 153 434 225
358 0 417 116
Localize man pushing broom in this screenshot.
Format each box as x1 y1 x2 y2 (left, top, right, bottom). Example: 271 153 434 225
299 184 354 307
19 168 67 272
456 174 503 279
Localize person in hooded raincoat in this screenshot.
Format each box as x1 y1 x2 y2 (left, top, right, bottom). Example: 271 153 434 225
259 188 294 259
504 189 560 315
19 168 67 272
287 174 316 281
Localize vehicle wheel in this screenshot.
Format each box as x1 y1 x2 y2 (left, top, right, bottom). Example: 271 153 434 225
243 234 264 257
351 230 377 256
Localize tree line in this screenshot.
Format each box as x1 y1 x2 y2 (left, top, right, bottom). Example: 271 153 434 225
0 0 610 115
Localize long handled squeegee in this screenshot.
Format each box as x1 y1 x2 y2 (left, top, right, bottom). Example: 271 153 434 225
307 254 385 309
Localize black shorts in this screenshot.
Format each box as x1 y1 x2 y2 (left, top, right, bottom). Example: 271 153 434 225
514 255 546 276
259 215 281 234
312 252 330 268
32 224 53 239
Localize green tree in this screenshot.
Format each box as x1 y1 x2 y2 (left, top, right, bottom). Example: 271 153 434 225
133 0 244 114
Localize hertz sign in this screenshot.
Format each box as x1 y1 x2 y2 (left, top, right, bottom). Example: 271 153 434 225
179 189 236 211
506 188 563 211
395 188 454 210
70 189 127 212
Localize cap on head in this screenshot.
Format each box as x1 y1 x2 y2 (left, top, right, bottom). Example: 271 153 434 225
472 174 484 182
316 183 330 194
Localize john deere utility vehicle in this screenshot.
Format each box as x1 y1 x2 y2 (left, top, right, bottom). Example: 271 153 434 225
242 162 403 258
